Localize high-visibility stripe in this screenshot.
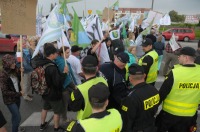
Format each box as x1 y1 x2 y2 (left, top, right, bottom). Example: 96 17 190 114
163 105 197 116
164 99 197 108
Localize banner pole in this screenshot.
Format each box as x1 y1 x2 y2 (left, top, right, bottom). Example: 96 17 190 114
20 35 24 92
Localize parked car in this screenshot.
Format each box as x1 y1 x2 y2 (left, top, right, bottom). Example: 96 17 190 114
0 25 19 52
162 28 195 42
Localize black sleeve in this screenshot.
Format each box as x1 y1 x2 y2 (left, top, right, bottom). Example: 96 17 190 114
45 65 65 90
87 48 94 55
159 71 174 104
121 95 138 132
141 55 153 80
68 89 85 111
65 121 85 132
112 83 129 106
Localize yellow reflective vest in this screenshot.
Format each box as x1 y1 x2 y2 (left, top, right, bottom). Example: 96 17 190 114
139 50 158 83
77 77 108 120
79 109 122 132
163 66 200 116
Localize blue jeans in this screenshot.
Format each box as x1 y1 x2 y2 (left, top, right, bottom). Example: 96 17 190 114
7 99 21 132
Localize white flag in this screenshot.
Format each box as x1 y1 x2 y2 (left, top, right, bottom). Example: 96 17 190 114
169 33 180 51
109 29 120 40
57 30 71 49
86 15 110 64
129 20 135 32
102 21 110 31
160 13 171 25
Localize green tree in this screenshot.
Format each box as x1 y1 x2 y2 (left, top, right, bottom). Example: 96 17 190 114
169 10 185 22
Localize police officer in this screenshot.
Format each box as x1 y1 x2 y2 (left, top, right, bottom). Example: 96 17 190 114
65 82 122 132
156 47 200 132
121 64 159 132
68 55 107 120
100 52 130 111
139 38 159 86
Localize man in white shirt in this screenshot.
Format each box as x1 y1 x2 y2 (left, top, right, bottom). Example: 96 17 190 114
67 45 84 85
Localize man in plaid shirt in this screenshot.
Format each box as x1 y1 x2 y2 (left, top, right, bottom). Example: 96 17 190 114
162 36 182 75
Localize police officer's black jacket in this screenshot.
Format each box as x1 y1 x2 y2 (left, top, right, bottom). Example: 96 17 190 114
100 62 130 111
121 82 159 132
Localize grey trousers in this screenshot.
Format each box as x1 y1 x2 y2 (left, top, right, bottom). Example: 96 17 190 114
162 51 179 75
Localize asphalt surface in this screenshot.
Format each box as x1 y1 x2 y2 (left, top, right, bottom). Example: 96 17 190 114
0 40 200 132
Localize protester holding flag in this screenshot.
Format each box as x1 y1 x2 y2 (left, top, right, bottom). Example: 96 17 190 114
86 15 110 64
55 46 77 123
38 44 68 131
105 37 114 61
87 38 106 64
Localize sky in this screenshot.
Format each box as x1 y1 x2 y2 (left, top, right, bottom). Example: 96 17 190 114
38 0 200 16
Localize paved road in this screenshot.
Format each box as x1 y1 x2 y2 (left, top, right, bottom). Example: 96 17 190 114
0 40 200 132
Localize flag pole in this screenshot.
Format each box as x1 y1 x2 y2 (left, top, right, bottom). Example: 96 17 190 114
62 37 67 66
62 15 67 66
20 35 24 92
108 0 110 22
84 0 86 16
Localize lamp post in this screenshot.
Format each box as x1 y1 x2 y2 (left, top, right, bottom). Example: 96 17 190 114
151 0 154 10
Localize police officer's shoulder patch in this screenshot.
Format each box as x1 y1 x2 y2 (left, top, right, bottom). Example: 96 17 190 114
71 92 75 101
66 121 76 131
122 105 128 112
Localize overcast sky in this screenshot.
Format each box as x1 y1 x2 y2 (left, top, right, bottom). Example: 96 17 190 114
38 0 200 16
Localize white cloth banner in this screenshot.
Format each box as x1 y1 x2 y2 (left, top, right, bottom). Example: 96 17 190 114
169 33 180 51
102 21 110 31
160 13 171 25
129 20 135 32
141 11 163 29
86 15 110 64
57 30 71 49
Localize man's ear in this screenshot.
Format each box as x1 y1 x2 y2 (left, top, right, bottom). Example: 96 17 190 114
96 66 99 72
143 74 146 79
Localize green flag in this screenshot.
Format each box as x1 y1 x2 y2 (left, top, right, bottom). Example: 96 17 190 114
59 0 68 14
121 22 127 39
72 7 90 46
111 0 119 10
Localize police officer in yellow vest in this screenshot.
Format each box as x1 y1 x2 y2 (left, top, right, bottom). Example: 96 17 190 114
139 38 158 86
156 47 200 132
65 82 122 132
68 55 107 120
121 64 159 132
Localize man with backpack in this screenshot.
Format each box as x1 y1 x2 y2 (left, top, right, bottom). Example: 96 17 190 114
34 43 68 132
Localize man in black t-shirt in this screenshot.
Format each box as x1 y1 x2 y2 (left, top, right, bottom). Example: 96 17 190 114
87 38 105 64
